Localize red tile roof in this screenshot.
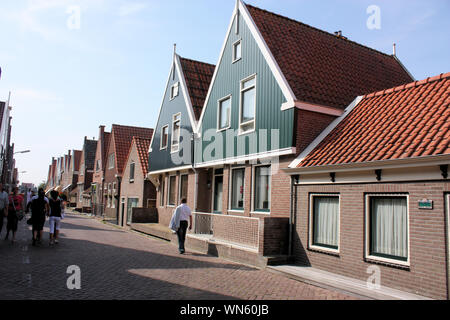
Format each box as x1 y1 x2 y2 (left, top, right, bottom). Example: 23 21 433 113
111 125 154 175
246 4 414 109
297 73 450 168
179 56 215 120
127 136 151 177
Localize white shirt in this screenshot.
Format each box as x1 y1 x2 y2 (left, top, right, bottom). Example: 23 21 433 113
177 203 191 221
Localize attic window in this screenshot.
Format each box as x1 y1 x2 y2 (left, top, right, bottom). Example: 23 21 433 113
160 125 169 150
233 40 242 63
171 113 181 153
170 82 179 100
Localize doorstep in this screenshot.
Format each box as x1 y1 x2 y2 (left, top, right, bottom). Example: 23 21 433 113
267 265 433 300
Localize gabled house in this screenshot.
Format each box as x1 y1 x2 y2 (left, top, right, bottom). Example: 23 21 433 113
191 1 414 262
103 124 154 223
91 125 111 216
67 150 82 206
147 48 215 226
120 136 155 227
75 137 97 212
285 73 450 300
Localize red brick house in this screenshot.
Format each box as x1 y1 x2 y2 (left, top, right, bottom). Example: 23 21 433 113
285 73 450 299
67 150 82 206
188 1 414 265
103 125 154 223
75 137 97 212
91 125 111 216
119 136 155 227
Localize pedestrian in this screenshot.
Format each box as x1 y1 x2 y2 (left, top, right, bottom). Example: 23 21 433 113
4 187 24 243
169 198 192 254
0 183 9 238
27 188 49 246
48 190 64 245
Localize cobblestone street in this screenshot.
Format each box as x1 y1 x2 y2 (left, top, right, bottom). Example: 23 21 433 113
0 214 357 300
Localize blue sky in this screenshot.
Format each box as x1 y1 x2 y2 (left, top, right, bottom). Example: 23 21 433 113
0 0 449 186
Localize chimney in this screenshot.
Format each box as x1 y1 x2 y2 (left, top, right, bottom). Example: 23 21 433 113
334 30 342 37
393 43 397 56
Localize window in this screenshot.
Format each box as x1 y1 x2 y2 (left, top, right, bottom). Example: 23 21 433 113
218 96 231 130
79 164 84 176
179 174 188 202
239 76 256 134
230 168 245 211
367 195 408 264
127 198 139 225
310 195 340 252
159 177 165 207
233 40 242 62
170 82 179 100
108 154 115 169
129 162 135 182
168 176 176 206
160 125 169 150
171 114 181 153
254 165 271 212
96 159 100 172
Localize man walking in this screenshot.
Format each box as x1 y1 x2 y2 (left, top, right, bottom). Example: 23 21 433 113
170 198 192 254
0 183 9 238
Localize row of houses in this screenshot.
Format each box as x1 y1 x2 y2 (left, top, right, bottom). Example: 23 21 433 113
46 1 449 299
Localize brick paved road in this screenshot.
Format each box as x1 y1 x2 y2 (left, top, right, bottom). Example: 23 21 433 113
0 214 357 300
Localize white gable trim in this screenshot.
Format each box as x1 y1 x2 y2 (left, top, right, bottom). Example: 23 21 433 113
288 96 363 168
239 1 296 104
194 0 296 134
148 59 174 153
175 54 198 130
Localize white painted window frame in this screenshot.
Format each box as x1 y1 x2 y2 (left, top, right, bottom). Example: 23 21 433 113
238 74 257 136
217 94 232 132
160 125 169 150
232 39 242 64
171 113 181 154
308 193 341 254
167 175 177 207
129 161 135 183
170 82 179 100
365 193 411 267
211 169 224 214
108 154 115 169
178 173 189 203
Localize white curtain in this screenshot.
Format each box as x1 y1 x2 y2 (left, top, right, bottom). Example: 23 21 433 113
372 198 408 259
313 197 339 248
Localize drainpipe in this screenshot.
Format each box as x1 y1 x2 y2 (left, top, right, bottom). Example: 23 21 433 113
289 175 299 258
191 132 198 231
115 175 122 225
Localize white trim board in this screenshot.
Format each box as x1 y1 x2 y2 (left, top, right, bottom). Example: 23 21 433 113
195 147 296 168
194 0 296 134
288 96 363 169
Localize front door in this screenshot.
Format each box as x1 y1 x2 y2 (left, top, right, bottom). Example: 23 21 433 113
213 175 223 214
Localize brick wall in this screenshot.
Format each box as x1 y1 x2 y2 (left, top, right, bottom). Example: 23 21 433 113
293 181 450 299
294 109 336 156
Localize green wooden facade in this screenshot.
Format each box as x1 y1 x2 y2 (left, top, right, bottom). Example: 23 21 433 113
194 11 294 165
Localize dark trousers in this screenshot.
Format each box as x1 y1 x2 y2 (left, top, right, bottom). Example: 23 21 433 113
0 216 3 234
177 221 188 251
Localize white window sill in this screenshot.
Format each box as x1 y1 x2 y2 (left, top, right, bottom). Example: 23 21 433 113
309 245 340 256
365 255 410 268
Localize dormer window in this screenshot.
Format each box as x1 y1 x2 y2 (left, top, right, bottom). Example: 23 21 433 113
170 82 179 100
233 40 242 63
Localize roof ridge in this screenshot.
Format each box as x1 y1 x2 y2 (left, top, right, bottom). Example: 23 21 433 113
245 3 397 60
112 124 154 130
179 55 215 67
363 72 450 99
